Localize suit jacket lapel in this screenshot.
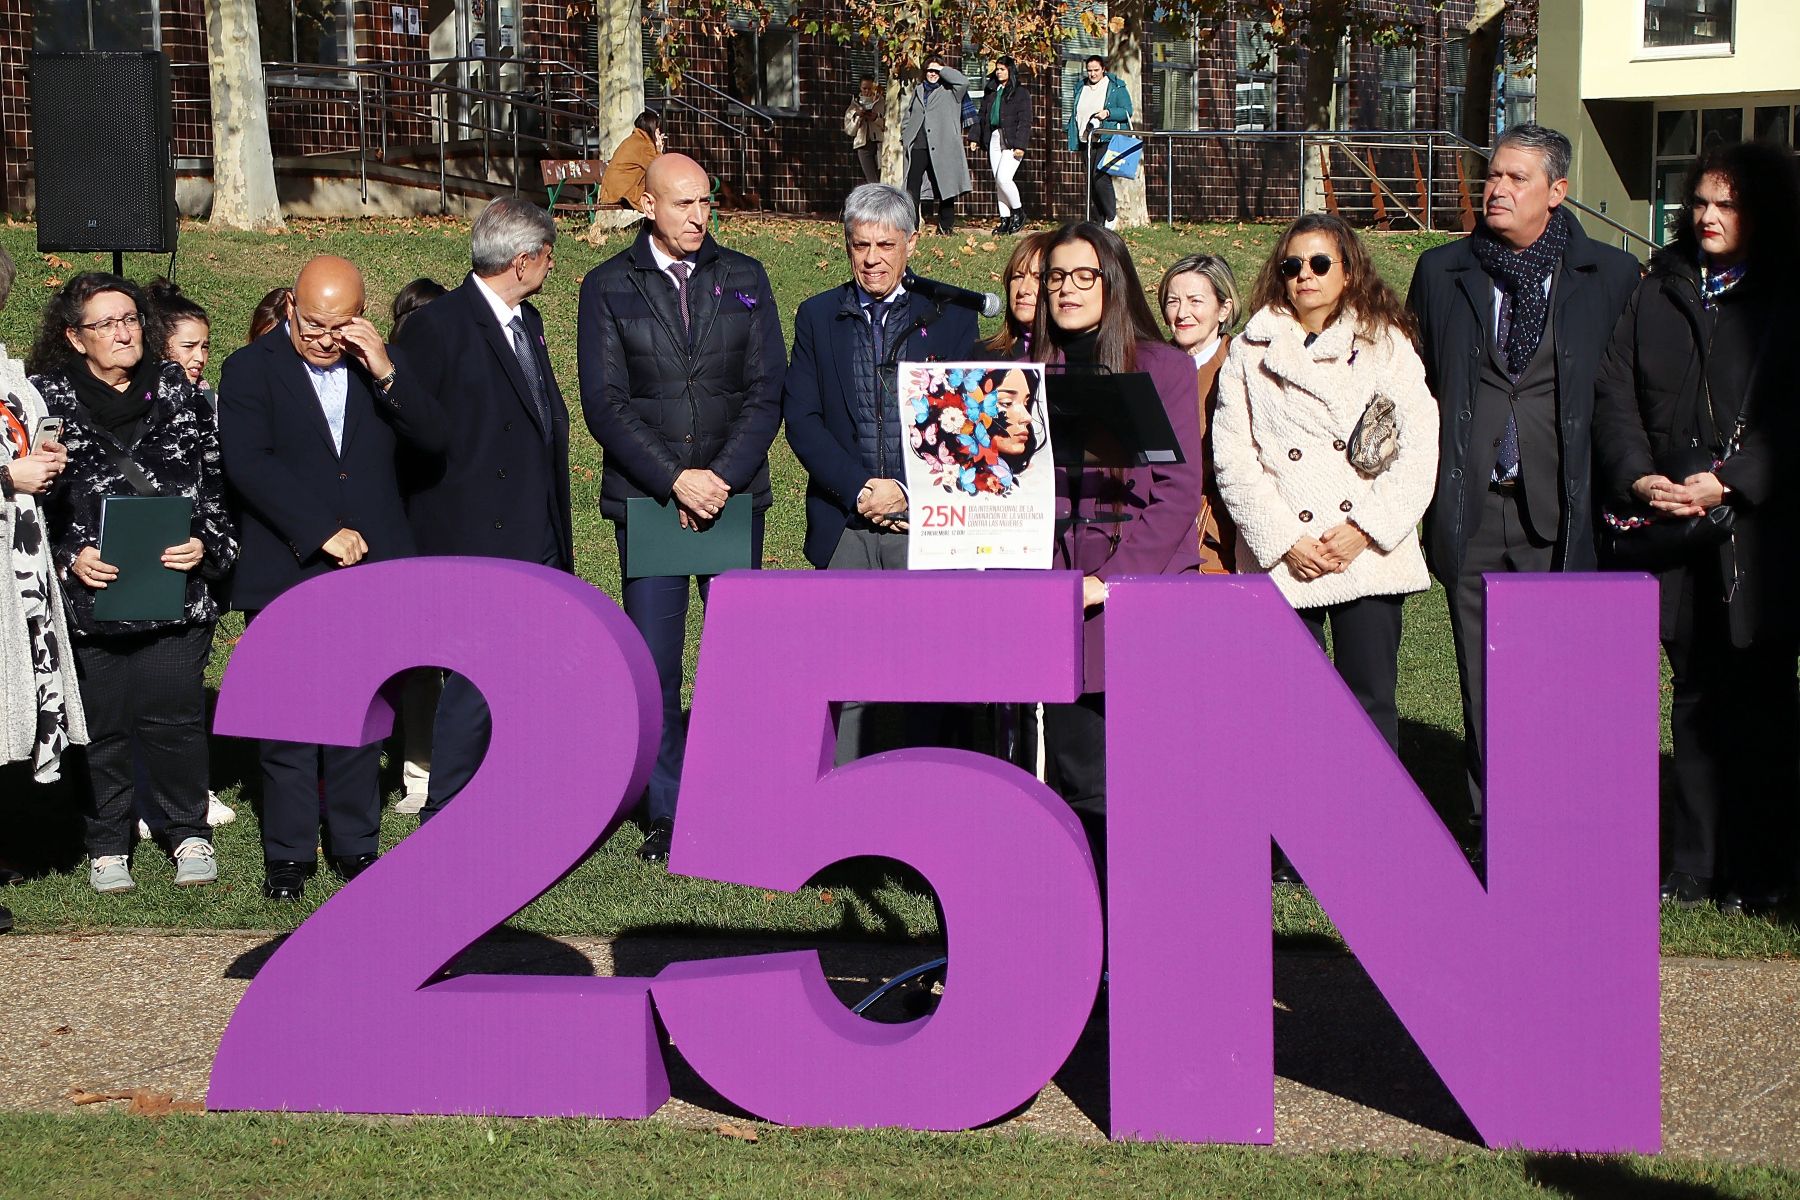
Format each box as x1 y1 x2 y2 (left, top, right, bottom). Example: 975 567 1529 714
339 368 369 453
271 336 342 458
470 286 548 438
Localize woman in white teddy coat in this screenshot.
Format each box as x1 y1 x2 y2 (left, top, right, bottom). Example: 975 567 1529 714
1213 213 1439 751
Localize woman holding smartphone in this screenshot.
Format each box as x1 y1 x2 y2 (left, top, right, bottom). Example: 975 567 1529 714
0 247 86 814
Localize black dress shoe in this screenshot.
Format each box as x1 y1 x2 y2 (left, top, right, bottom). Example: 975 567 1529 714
329 853 379 882
1271 862 1302 888
263 860 313 901
0 866 23 887
0 904 13 933
638 820 673 865
1659 870 1709 909
1718 887 1785 917
992 219 1011 235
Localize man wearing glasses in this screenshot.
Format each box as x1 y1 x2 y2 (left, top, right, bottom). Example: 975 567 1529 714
218 254 447 900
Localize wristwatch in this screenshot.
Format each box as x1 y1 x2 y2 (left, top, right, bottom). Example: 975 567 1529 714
374 367 398 392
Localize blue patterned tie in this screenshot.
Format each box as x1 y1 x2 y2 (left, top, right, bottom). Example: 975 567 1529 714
866 299 891 362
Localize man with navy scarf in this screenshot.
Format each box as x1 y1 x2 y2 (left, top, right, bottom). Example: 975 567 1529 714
1410 124 1639 848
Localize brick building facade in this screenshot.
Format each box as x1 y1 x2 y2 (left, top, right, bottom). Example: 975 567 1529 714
1 1 1534 220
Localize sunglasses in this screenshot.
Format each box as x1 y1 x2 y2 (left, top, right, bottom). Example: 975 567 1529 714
1279 254 1341 280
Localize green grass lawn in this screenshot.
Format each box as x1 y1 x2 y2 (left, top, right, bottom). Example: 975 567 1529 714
1 214 1793 957
2 1113 1796 1200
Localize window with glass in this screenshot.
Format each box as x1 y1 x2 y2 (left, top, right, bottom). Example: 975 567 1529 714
257 0 353 68
1643 0 1734 51
728 24 799 113
34 0 160 51
1234 21 1277 131
1149 22 1199 130
1377 44 1416 131
1753 104 1794 148
1443 35 1468 138
1500 50 1536 133
1331 37 1351 130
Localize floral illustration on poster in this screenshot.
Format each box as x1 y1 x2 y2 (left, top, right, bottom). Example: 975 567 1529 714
901 361 1054 569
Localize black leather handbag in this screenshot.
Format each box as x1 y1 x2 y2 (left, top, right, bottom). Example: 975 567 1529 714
1601 440 1737 570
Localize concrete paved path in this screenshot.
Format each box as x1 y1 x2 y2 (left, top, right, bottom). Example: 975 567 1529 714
1 932 1794 1165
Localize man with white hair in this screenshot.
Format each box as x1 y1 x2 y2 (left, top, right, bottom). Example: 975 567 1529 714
395 195 574 821
783 182 979 757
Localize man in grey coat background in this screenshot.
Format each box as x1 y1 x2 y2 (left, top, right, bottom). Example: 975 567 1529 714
901 55 971 235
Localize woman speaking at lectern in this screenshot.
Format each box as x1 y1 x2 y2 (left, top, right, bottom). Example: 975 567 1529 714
1030 221 1204 861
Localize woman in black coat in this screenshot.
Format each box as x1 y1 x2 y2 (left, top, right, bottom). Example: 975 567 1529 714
1593 140 1800 915
27 273 238 895
972 56 1033 235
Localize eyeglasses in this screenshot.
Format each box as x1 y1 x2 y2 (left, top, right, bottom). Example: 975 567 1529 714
76 312 142 334
1044 266 1103 291
290 311 361 343
1279 255 1340 280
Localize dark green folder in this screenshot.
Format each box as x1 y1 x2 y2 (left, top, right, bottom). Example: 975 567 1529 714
94 496 195 622
625 494 753 578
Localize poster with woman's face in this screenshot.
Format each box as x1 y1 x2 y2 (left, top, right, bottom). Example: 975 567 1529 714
900 362 1055 570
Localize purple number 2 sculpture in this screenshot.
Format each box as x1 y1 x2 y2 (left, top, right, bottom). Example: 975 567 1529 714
207 558 668 1117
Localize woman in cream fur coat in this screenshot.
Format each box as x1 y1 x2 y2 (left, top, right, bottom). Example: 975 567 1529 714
1213 213 1438 751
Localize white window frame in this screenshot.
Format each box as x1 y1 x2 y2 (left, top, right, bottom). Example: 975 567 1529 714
1234 22 1277 132
1638 0 1735 60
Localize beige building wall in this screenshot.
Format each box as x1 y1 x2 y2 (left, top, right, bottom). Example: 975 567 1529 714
1539 0 1800 254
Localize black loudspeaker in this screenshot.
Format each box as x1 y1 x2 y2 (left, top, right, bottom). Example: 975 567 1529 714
30 51 178 254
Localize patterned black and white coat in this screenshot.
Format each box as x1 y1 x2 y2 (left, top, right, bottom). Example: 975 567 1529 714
33 359 239 638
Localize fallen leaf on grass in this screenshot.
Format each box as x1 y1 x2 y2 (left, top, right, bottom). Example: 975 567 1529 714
980 241 997 252
68 1087 132 1106
42 254 73 269
714 1122 759 1143
817 889 834 905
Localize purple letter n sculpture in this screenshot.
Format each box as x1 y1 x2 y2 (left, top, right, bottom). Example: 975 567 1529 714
1104 574 1662 1152
208 558 668 1117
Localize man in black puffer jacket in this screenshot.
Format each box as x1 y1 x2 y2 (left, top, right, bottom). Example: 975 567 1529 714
578 152 785 864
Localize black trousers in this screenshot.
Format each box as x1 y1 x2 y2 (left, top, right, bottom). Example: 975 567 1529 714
423 537 566 821
614 513 765 827
904 145 956 233
1297 593 1405 752
1664 565 1800 892
1089 164 1117 222
73 623 213 857
242 609 383 863
1043 692 1108 890
1447 485 1556 821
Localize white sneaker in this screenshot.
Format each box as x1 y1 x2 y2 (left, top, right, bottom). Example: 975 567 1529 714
90 855 136 894
206 792 236 827
137 819 151 841
172 838 217 887
394 793 427 815
1104 217 1118 231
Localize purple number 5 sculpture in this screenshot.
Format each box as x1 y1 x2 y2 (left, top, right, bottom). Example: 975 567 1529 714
208 558 667 1117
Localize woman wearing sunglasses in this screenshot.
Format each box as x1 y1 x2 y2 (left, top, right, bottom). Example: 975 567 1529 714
1212 213 1438 775
27 273 238 895
1030 221 1204 869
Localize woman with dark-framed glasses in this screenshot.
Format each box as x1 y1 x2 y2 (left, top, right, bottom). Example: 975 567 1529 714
1594 140 1800 915
1212 213 1437 771
27 273 237 895
1028 221 1204 868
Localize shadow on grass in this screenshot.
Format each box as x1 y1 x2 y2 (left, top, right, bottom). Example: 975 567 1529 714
1523 1155 1743 1199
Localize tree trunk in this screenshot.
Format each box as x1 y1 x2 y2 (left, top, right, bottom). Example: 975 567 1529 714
882 75 911 187
204 0 284 231
1107 0 1148 228
591 0 646 236
1298 1 1351 215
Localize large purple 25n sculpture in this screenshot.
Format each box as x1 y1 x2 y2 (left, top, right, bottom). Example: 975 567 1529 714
205 559 1660 1151
1105 574 1662 1152
207 558 667 1117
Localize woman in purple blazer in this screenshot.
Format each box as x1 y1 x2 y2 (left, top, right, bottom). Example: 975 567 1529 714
1031 222 1204 856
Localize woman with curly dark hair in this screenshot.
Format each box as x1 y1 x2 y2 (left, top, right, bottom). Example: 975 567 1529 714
1213 213 1437 752
27 272 238 895
1594 140 1800 914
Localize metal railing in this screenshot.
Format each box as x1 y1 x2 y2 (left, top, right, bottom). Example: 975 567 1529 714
1082 126 1662 255
172 54 772 212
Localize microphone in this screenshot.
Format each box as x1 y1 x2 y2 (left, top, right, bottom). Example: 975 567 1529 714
907 273 1003 319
